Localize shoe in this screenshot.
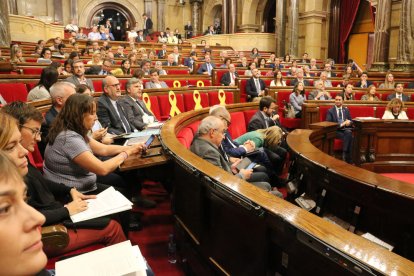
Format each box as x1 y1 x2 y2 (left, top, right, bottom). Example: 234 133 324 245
133 195 157 208
129 213 142 231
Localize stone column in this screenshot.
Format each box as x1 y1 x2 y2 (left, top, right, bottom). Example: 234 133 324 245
275 0 286 57
222 0 228 34
144 0 152 18
228 0 237 34
54 0 63 24
0 0 11 46
394 0 414 71
70 0 78 24
8 0 17 14
288 0 299 57
157 0 165 31
370 0 392 72
190 0 202 36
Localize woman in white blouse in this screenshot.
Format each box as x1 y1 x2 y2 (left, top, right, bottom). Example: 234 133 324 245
382 98 409 119
270 70 286 87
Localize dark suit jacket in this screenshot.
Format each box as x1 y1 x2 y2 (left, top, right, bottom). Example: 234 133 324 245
190 136 232 173
65 75 95 92
197 62 216 74
220 71 239 86
355 80 373 88
118 96 156 131
248 111 282 132
326 106 352 125
157 50 167 59
144 18 153 30
183 57 195 70
245 78 266 98
408 82 414 89
162 61 177 66
290 78 310 87
221 132 246 157
326 72 336 78
97 94 134 135
386 93 410 102
136 35 145 42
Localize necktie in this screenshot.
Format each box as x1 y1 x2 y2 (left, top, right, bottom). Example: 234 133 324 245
207 63 211 75
136 100 145 114
116 102 131 133
255 79 261 94
338 108 343 122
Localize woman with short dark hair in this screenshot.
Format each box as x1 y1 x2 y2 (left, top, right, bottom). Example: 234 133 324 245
27 67 59 101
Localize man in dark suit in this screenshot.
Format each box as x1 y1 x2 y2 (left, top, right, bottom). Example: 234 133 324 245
97 75 134 135
324 63 336 78
142 13 153 38
157 44 168 59
290 68 310 87
118 78 157 131
184 21 193 39
355 72 373 88
135 30 145 42
197 54 216 75
220 64 239 86
183 51 197 72
162 54 177 66
326 95 353 163
248 97 283 132
190 116 278 194
386 83 410 102
245 68 266 101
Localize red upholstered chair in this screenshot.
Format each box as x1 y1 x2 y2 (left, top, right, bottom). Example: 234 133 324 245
118 79 128 91
26 82 38 92
164 79 187 88
406 107 414 119
187 79 212 87
157 93 185 120
25 58 38 63
331 80 342 87
183 92 209 111
187 121 201 135
243 110 257 128
165 69 189 75
214 70 226 85
23 67 43 75
208 91 234 106
275 90 302 129
319 105 333 122
348 106 375 118
228 112 246 138
0 83 28 102
142 95 162 121
176 127 194 149
411 94 414 102
375 106 386 118
238 79 248 102
92 80 102 92
354 91 365 100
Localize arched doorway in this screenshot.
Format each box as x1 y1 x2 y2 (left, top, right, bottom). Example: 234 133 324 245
86 3 136 41
208 4 222 34
263 0 276 33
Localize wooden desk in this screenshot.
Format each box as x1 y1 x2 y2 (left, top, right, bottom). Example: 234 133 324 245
352 119 414 172
119 136 169 171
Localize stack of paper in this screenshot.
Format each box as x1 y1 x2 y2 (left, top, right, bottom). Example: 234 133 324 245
125 129 160 138
70 187 133 223
56 240 147 276
361 232 394 251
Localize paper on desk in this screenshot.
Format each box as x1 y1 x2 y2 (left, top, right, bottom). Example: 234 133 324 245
147 122 163 129
56 240 147 276
124 128 160 138
70 187 132 223
361 232 394 251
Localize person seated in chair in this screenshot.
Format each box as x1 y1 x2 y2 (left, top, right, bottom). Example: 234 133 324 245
190 116 282 197
386 83 410 102
145 68 169 89
326 95 353 163
355 71 373 88
290 68 310 87
245 68 266 102
308 80 332 100
220 64 239 86
382 98 409 120
197 54 216 75
0 104 127 256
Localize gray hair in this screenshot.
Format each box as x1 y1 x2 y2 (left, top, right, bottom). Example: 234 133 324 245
50 81 75 105
209 105 230 119
126 78 142 93
197 116 222 136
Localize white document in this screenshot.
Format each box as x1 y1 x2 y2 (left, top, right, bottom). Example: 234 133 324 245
361 232 394 251
70 187 133 223
56 240 147 276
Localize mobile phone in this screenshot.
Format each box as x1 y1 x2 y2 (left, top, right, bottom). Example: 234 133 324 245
144 134 156 148
246 162 257 170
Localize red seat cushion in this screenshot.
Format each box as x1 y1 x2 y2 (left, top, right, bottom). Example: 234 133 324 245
406 107 414 119
23 67 43 75
187 79 212 87
166 69 189 75
183 92 209 111
208 91 234 106
333 139 343 151
143 95 162 121
228 112 246 138
92 80 103 92
243 110 257 129
214 70 226 86
348 106 375 118
164 79 187 88
320 105 334 121
0 83 28 102
187 121 201 135
280 117 301 129
375 106 386 118
157 93 185 120
176 127 194 149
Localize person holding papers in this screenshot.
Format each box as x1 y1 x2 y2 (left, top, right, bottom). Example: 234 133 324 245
119 78 158 131
0 104 127 256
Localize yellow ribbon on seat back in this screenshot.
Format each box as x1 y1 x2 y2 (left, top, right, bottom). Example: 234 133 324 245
218 89 226 105
193 90 203 110
168 91 181 117
173 80 181 88
142 92 153 113
197 80 205 87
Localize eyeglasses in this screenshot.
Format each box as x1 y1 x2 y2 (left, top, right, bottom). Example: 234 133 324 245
20 125 42 137
221 117 231 127
107 83 120 88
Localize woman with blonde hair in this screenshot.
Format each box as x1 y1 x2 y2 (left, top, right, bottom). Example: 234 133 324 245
379 72 395 89
361 85 380 101
128 52 139 66
235 126 284 154
382 98 409 119
10 45 25 63
87 50 103 65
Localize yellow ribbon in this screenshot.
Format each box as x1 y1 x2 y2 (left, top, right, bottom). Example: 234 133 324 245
193 90 203 110
142 92 153 114
197 80 205 87
218 89 226 105
173 80 181 88
168 91 181 117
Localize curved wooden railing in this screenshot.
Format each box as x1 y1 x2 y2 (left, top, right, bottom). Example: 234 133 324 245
160 103 414 275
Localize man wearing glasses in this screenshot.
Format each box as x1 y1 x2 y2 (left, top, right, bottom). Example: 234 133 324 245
66 60 95 92
97 75 135 135
99 59 113 75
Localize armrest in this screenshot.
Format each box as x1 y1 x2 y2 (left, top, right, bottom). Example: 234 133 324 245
42 224 69 254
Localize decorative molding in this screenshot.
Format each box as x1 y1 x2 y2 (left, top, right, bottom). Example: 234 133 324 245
299 10 328 20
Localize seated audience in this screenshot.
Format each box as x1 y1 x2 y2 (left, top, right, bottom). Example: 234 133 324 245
308 80 331 100
87 50 103 65
290 68 310 87
171 46 181 65
136 30 145 42
386 83 410 102
157 44 168 59
360 85 380 101
248 97 285 132
184 51 198 72
355 71 373 88
324 63 336 78
37 48 52 64
99 58 113 75
10 46 25 63
88 26 101 40
27 67 59 101
270 70 286 86
197 55 216 75
244 62 257 76
341 83 355 101
66 59 95 92
289 83 306 118
101 28 114 41
0 104 126 255
114 45 127 58
220 64 239 86
317 71 333 88
154 61 167 75
120 78 158 131
145 68 169 89
379 72 396 89
163 54 177 66
309 58 319 70
382 98 409 120
326 95 353 163
343 65 358 79
111 59 131 76
250 47 261 59
245 68 266 102
158 31 168 43
167 31 178 44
